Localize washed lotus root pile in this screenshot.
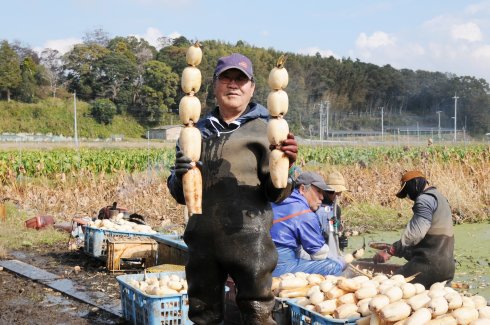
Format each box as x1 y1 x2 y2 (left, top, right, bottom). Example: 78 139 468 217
127 273 188 296
272 272 490 324
88 216 156 234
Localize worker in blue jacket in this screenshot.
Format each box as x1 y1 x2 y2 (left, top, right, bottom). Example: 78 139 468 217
270 172 346 276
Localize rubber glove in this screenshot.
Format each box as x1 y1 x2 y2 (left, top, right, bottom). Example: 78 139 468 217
373 245 396 264
280 133 298 166
173 151 193 177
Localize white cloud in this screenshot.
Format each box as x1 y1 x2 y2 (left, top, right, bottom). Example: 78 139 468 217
472 45 490 58
344 7 490 82
408 43 426 56
298 47 338 58
451 22 482 42
465 1 490 15
140 27 164 47
356 31 396 49
260 30 270 37
34 37 82 54
132 27 181 50
168 32 181 39
423 14 451 30
130 0 195 7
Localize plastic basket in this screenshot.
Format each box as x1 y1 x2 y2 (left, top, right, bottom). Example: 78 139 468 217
287 300 359 325
116 271 191 325
84 226 156 258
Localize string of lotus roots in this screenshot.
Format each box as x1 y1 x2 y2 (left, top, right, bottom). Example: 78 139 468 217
178 42 203 216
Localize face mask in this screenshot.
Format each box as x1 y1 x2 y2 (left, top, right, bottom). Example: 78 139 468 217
322 192 335 205
406 178 427 201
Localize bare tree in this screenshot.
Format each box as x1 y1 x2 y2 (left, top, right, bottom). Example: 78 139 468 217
83 27 110 47
11 40 40 63
40 48 62 98
157 36 175 49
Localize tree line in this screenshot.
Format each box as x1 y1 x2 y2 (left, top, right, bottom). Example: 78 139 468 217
0 30 489 136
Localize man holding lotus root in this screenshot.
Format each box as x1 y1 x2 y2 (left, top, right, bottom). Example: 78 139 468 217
167 53 298 324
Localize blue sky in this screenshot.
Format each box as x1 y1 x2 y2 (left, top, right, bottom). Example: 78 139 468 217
2 0 490 83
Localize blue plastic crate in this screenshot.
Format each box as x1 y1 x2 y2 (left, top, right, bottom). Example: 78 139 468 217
84 226 156 258
287 300 359 325
116 271 191 325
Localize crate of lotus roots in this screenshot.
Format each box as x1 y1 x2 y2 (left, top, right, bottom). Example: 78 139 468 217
272 273 362 325
116 271 191 325
274 271 490 325
84 218 157 258
287 300 360 325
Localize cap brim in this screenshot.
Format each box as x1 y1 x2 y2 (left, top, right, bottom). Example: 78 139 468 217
329 184 347 192
215 66 253 80
312 182 334 192
396 182 408 198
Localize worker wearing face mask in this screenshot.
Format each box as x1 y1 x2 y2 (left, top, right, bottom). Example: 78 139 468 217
317 171 349 259
373 171 455 287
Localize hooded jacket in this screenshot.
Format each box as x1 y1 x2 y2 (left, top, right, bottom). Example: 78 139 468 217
167 102 293 233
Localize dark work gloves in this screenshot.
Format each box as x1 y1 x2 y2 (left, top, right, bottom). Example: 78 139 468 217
174 151 193 178
338 234 348 251
373 245 396 264
373 250 392 264
280 133 298 166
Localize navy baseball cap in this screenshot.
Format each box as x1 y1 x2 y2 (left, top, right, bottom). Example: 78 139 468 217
214 53 254 80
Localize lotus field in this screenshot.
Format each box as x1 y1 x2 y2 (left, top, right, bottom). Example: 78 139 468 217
0 144 488 228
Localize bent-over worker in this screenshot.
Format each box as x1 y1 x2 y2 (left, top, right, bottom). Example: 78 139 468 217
373 170 455 287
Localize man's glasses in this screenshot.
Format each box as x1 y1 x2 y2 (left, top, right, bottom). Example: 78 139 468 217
216 74 252 85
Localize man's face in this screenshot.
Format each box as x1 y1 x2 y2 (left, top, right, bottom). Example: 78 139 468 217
300 185 324 212
214 69 255 113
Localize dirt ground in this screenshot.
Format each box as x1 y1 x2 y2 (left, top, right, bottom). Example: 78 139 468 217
0 244 127 325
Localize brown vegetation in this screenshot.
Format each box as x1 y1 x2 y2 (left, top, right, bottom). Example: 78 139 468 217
0 171 186 232
311 157 489 228
0 155 488 233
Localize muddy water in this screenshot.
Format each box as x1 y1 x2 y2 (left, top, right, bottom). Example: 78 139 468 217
348 223 490 300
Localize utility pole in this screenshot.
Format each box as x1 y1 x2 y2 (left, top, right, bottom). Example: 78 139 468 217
73 91 79 150
326 100 330 140
417 122 420 141
147 129 151 178
436 111 442 140
453 93 459 142
319 102 323 143
464 115 467 143
380 106 384 141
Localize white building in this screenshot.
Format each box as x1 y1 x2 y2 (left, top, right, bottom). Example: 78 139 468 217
147 125 182 141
